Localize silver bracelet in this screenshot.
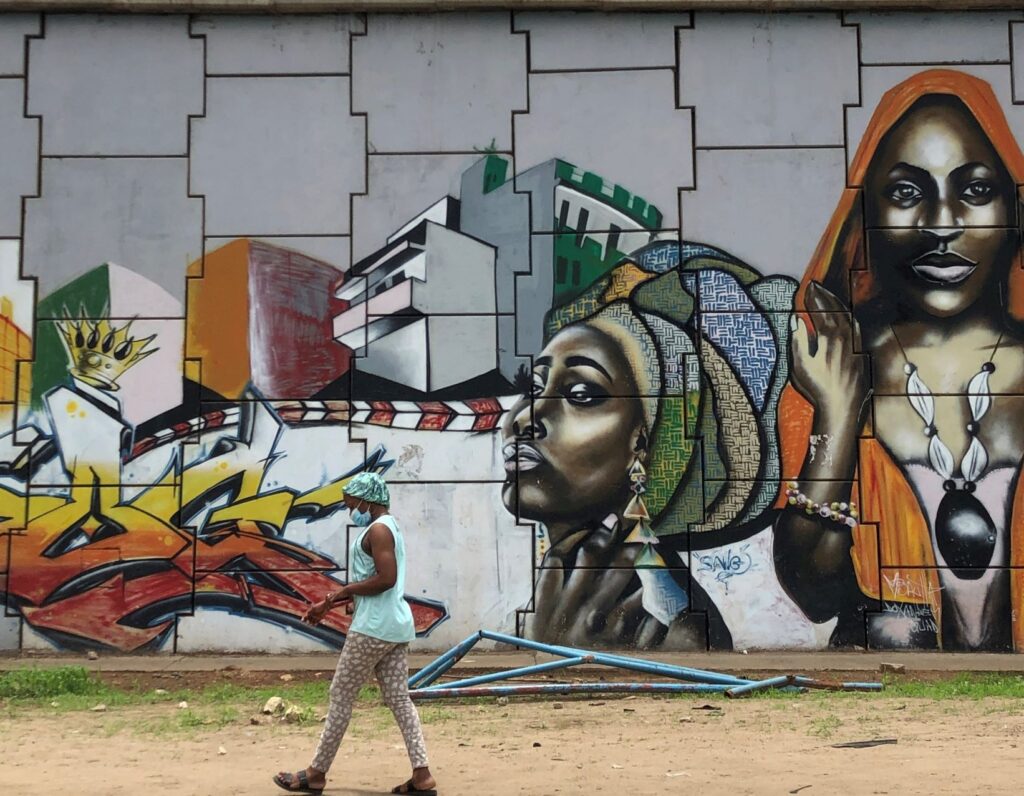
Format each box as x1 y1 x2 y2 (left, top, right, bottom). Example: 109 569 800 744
785 480 859 528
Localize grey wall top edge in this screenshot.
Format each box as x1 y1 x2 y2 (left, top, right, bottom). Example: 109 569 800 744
0 0 1019 12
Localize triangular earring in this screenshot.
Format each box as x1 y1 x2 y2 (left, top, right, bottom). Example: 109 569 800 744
623 430 665 570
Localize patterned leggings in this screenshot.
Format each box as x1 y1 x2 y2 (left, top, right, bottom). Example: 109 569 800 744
311 632 429 773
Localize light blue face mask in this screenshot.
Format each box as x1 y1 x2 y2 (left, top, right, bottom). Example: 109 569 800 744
350 501 373 527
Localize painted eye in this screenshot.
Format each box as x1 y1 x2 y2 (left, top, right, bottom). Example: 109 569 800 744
886 181 923 207
961 180 995 205
530 374 545 397
564 383 609 406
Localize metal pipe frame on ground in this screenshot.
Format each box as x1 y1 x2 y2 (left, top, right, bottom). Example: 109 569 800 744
420 655 594 691
407 631 483 689
410 682 734 700
477 629 752 686
407 630 884 698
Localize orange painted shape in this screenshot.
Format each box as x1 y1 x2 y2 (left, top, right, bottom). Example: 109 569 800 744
186 239 252 399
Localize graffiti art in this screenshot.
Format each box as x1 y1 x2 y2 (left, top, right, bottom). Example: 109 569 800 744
4 11 1024 655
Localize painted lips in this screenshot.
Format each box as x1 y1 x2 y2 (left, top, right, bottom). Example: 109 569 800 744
911 252 977 285
502 441 545 473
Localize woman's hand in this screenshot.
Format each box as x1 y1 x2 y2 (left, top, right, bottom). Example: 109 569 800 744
301 600 330 626
530 524 649 646
790 281 871 430
302 586 349 626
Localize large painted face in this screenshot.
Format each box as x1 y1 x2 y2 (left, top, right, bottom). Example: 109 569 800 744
865 96 1017 319
501 324 644 527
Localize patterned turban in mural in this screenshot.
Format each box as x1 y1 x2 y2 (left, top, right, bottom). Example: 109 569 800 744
502 241 797 650
775 69 1024 652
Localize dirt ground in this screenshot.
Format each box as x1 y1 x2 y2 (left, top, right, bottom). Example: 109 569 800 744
3 688 1022 795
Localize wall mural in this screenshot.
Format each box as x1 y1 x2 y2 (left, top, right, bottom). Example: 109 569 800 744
776 70 1024 653
2 12 1024 654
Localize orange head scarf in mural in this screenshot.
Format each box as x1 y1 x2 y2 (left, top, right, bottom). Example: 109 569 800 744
779 69 1024 648
794 69 1024 317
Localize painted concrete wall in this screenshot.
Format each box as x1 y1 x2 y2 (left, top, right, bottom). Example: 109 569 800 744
2 10 1024 654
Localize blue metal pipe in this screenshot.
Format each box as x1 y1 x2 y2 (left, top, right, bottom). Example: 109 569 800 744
410 681 732 700
414 633 482 688
479 629 751 686
789 676 883 692
408 631 481 689
725 675 794 698
421 655 593 690
407 642 462 689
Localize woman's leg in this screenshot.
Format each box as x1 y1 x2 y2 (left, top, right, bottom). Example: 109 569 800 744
375 643 435 790
309 633 384 773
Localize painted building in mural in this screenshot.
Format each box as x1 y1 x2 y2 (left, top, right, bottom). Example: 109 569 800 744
2 10 1024 654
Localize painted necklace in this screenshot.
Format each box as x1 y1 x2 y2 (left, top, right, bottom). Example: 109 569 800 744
893 327 1003 580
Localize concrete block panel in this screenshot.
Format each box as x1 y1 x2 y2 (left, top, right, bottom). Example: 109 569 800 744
872 569 1014 651
391 480 532 648
679 13 858 147
28 15 203 156
175 611 338 653
353 13 527 153
515 69 692 230
191 76 364 236
0 616 19 651
693 528 833 650
352 153 482 261
193 14 360 75
32 316 183 429
205 236 350 274
681 147 847 280
0 14 40 76
850 65 1024 175
353 423 507 482
1007 22 1024 103
0 80 38 237
0 240 32 335
23 158 201 304
851 11 1021 65
358 314 498 393
514 11 690 70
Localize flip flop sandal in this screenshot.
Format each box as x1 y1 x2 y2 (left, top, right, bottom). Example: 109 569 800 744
273 771 324 795
392 779 438 795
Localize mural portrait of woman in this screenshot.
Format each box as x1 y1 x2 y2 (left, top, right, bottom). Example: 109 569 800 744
774 70 1024 652
502 244 798 650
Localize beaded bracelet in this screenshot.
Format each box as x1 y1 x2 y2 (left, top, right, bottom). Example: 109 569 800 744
784 481 859 528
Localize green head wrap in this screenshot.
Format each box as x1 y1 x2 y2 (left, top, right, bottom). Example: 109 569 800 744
344 471 390 507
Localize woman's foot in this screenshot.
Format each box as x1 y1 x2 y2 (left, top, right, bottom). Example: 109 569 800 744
273 767 326 793
392 766 437 793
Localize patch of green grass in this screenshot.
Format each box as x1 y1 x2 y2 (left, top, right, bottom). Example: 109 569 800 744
885 674 1024 699
419 706 456 724
809 714 842 738
178 708 206 728
132 715 181 737
202 681 330 708
0 666 99 698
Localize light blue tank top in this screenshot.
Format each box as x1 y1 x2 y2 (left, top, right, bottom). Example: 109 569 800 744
348 514 416 643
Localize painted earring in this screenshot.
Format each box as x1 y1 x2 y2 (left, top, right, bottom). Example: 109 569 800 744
622 433 664 568
622 434 649 522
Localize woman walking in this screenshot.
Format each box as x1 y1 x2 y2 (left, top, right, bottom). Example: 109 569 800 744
274 472 438 794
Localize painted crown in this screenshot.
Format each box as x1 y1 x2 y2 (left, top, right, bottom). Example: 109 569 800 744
56 313 158 391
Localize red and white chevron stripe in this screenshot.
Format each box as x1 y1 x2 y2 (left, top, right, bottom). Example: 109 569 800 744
125 396 519 462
